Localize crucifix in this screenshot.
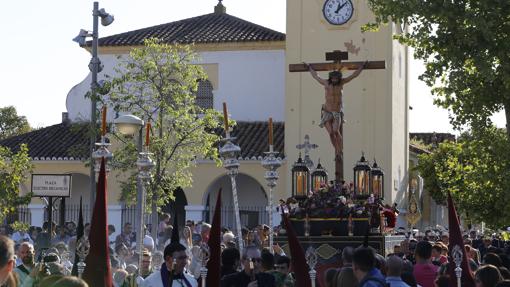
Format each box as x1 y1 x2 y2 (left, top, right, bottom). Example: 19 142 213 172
289 50 385 182
296 134 318 170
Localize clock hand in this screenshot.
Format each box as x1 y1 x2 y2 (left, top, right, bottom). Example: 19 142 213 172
335 1 347 13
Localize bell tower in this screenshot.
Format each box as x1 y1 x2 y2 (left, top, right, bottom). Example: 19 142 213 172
285 0 409 204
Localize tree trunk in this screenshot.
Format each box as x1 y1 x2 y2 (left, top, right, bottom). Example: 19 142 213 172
504 102 510 140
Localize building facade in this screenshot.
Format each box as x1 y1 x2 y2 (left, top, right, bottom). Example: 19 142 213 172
0 1 449 237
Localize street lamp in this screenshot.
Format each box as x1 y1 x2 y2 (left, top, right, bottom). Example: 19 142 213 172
114 114 154 271
73 1 114 215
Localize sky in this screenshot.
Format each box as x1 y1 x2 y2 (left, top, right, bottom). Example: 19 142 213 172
0 0 502 133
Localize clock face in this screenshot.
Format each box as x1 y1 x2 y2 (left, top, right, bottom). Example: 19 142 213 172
322 0 354 25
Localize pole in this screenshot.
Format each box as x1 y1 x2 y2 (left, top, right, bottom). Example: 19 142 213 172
305 247 318 287
268 186 274 249
89 1 99 215
229 175 243 253
48 196 53 241
261 144 281 253
60 197 66 228
136 127 145 270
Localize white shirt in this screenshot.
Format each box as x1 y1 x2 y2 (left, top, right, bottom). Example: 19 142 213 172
141 271 197 287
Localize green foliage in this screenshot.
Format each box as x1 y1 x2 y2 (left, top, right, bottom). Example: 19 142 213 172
10 221 29 232
409 138 432 151
0 144 33 222
0 106 31 140
416 127 510 228
106 38 223 208
365 0 510 135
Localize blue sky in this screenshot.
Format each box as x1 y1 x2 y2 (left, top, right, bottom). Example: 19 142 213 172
0 0 500 133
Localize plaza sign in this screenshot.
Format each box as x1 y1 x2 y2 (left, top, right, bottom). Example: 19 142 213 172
31 174 72 197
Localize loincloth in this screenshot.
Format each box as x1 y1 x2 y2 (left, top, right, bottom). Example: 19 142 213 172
319 106 344 128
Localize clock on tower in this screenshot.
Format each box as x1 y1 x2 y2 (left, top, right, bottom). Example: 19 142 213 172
322 0 354 25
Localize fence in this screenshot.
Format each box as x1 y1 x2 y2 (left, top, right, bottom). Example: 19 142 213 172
121 206 154 229
45 202 92 226
5 204 269 233
203 205 269 231
2 205 31 226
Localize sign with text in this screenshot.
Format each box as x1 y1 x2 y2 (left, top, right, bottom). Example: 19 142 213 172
31 174 72 197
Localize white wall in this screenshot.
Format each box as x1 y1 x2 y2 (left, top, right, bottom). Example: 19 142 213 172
66 49 285 123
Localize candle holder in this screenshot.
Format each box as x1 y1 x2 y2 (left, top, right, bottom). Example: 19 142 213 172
92 136 113 175
261 146 281 252
137 150 155 180
76 236 90 278
136 149 154 271
219 132 243 253
305 246 318 287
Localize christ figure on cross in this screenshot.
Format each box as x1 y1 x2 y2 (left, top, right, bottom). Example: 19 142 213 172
304 61 367 160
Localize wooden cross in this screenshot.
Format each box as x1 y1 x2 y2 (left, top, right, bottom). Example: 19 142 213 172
290 49 385 72
289 50 385 182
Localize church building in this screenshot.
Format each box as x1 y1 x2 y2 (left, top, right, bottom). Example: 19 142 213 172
0 0 447 236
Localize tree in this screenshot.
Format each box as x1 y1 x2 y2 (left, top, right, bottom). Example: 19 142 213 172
0 144 33 223
0 106 31 140
105 38 223 226
416 127 510 228
365 1 510 138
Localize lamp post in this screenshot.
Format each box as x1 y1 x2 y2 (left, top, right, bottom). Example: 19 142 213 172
73 1 114 213
114 114 154 271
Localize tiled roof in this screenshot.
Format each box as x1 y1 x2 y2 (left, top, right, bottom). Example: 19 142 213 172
0 123 90 161
226 121 285 160
0 121 284 161
92 12 285 47
409 144 430 155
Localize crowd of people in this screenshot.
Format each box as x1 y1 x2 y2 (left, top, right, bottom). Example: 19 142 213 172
1 215 510 287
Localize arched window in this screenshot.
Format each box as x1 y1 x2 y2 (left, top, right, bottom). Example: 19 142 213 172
195 79 214 109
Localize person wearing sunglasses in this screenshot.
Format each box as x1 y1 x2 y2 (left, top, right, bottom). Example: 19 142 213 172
221 246 275 287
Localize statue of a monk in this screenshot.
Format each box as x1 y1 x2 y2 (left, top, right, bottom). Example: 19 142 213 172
305 62 367 159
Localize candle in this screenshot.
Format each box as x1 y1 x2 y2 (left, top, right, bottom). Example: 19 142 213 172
145 122 151 147
314 177 320 191
101 106 107 136
222 102 229 132
373 178 379 197
268 117 273 147
297 174 303 196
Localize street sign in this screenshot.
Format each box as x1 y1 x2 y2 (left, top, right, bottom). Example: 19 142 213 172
31 174 72 197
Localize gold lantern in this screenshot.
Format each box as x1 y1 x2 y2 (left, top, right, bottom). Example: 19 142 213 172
292 155 310 199
353 153 371 198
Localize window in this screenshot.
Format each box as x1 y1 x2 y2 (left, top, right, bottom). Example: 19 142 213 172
195 79 214 109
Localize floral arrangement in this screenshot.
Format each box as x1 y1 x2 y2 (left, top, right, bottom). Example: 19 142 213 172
282 181 399 231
